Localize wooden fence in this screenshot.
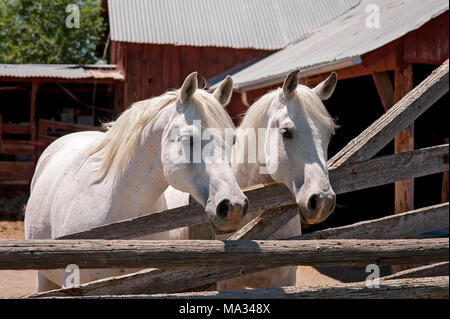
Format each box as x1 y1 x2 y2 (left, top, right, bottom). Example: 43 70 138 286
0 60 448 299
0 119 103 183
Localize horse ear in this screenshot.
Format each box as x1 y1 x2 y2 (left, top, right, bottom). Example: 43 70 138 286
283 70 300 98
313 72 337 100
213 75 234 107
179 72 198 105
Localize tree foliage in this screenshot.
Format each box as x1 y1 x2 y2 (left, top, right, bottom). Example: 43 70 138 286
0 0 106 64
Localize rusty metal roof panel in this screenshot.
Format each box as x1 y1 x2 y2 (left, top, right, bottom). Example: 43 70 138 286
0 64 124 80
231 0 449 91
108 0 360 49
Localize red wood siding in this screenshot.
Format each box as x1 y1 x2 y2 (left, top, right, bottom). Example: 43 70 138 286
111 42 270 121
404 12 449 65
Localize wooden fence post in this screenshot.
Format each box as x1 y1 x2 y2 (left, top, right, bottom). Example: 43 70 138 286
30 81 40 163
393 63 414 272
394 63 414 214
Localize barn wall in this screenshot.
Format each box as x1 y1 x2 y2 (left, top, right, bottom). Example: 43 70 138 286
404 11 449 65
110 42 270 120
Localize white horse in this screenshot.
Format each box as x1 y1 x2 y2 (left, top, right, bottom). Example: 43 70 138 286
24 72 248 292
165 70 338 289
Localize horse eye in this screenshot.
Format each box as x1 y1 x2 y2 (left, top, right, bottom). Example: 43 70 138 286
280 128 293 139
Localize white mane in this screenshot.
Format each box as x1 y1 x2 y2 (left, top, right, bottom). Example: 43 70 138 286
86 89 234 179
240 85 338 132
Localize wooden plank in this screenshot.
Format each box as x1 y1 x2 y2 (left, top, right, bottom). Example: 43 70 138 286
293 203 449 240
59 201 210 240
1 124 31 135
27 266 266 298
59 144 448 240
228 204 299 240
301 50 398 87
404 12 449 65
382 262 449 280
38 119 103 133
58 183 295 240
33 205 297 297
30 82 39 143
0 115 2 150
330 144 448 194
188 223 215 240
371 71 394 112
188 196 215 240
0 238 447 270
29 203 448 297
362 38 403 69
393 63 414 272
142 276 450 299
394 63 414 214
328 60 449 169
0 141 35 155
37 136 57 145
30 277 449 299
0 161 35 181
442 138 449 203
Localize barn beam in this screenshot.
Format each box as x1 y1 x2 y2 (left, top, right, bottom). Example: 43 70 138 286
394 63 414 214
392 62 414 273
370 65 416 217
371 71 394 112
30 81 40 161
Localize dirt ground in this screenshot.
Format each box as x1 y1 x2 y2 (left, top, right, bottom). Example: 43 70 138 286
0 221 341 298
0 221 37 298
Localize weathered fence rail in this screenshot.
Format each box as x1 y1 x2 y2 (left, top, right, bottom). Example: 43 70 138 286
294 202 449 240
32 277 450 299
1 238 447 270
28 201 449 297
328 59 449 168
134 276 450 299
382 262 449 280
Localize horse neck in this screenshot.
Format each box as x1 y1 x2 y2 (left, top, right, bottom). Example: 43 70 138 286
232 116 273 188
110 117 168 219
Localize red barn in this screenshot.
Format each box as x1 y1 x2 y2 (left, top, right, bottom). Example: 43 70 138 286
106 0 361 121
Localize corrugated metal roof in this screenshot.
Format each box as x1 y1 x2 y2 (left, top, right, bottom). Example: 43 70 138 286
108 0 360 49
0 64 124 80
231 0 449 91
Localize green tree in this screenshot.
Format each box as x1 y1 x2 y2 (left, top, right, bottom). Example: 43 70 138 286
0 0 106 64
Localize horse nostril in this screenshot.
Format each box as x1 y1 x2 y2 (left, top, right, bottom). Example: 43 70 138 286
308 195 318 211
217 199 232 219
242 198 249 216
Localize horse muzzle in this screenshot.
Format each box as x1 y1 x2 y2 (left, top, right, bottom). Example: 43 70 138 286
207 197 249 234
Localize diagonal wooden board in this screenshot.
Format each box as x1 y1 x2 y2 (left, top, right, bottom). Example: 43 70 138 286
59 144 449 240
328 59 448 168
